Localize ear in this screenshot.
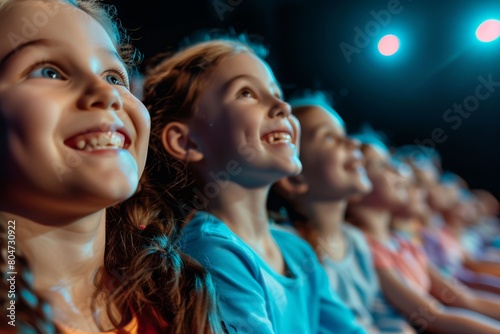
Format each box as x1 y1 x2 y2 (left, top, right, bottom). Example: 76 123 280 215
275 174 309 197
161 122 203 162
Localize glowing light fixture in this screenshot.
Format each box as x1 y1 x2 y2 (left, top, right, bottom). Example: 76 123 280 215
476 19 500 42
378 34 400 56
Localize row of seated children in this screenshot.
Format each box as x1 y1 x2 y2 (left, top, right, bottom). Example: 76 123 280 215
266 92 500 333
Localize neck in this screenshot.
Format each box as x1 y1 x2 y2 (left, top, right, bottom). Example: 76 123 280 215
2 209 107 327
207 182 271 242
391 215 413 234
350 204 392 242
444 218 463 234
301 198 346 238
300 198 348 260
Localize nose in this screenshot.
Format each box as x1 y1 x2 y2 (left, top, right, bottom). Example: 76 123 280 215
269 98 291 118
78 75 123 112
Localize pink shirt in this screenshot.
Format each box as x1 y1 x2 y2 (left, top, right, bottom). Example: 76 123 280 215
367 235 431 295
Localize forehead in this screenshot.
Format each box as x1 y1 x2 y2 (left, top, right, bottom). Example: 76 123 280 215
364 144 389 162
0 1 115 59
209 52 279 88
296 106 344 134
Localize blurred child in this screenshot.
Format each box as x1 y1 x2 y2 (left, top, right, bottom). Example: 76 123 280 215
268 91 416 333
347 136 500 334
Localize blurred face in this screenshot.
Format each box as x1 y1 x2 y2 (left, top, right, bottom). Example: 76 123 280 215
361 144 409 211
448 200 478 227
393 162 430 219
296 106 371 200
190 52 301 187
428 182 461 213
413 163 439 187
0 2 150 217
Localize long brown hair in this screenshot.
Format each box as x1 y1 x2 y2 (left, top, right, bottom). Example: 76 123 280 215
142 40 257 221
0 1 221 333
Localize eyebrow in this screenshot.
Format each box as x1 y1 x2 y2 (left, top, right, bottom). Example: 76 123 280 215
0 39 128 76
222 74 283 98
0 39 53 69
310 123 346 138
105 48 128 74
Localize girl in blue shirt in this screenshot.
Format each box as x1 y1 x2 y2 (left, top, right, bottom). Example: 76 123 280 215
268 91 415 334
142 39 365 334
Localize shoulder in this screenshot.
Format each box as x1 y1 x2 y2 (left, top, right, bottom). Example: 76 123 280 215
271 225 316 256
342 224 369 250
182 211 241 243
365 236 396 270
179 212 259 271
270 226 325 278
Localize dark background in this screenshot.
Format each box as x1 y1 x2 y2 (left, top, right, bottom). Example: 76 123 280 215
104 0 500 198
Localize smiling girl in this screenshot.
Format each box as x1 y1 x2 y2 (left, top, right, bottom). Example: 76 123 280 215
268 92 415 333
0 1 220 333
142 39 365 333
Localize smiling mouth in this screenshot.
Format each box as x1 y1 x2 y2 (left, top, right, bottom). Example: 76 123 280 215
345 159 365 172
261 131 292 144
65 131 128 151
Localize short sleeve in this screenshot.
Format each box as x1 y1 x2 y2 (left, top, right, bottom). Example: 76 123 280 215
316 263 368 334
182 236 276 334
367 239 395 270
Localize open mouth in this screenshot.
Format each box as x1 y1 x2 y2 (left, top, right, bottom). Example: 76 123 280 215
261 131 293 144
65 131 130 151
345 159 365 172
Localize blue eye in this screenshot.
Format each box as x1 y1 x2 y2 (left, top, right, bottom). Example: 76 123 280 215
104 74 125 86
29 67 63 80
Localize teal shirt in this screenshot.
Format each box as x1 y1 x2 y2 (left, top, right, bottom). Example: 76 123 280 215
179 211 366 334
322 225 411 333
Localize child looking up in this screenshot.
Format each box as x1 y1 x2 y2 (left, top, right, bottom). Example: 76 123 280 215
143 39 365 334
0 1 220 332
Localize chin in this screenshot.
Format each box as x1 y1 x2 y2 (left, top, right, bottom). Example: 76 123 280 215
288 158 303 176
78 173 139 206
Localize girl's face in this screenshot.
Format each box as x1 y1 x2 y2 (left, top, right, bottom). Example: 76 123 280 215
394 162 430 219
426 182 460 213
0 2 150 216
189 52 301 186
361 144 409 210
297 106 371 200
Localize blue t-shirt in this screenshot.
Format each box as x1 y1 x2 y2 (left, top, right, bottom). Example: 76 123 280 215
179 211 366 334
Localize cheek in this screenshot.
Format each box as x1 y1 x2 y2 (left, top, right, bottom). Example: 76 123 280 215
124 97 151 174
303 148 329 171
1 89 61 165
218 110 261 152
369 172 391 197
2 88 60 135
321 153 344 179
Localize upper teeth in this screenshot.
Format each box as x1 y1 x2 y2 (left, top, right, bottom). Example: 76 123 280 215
263 132 292 144
74 132 125 151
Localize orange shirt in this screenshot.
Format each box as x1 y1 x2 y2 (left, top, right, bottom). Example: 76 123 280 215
367 234 431 295
58 317 137 334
